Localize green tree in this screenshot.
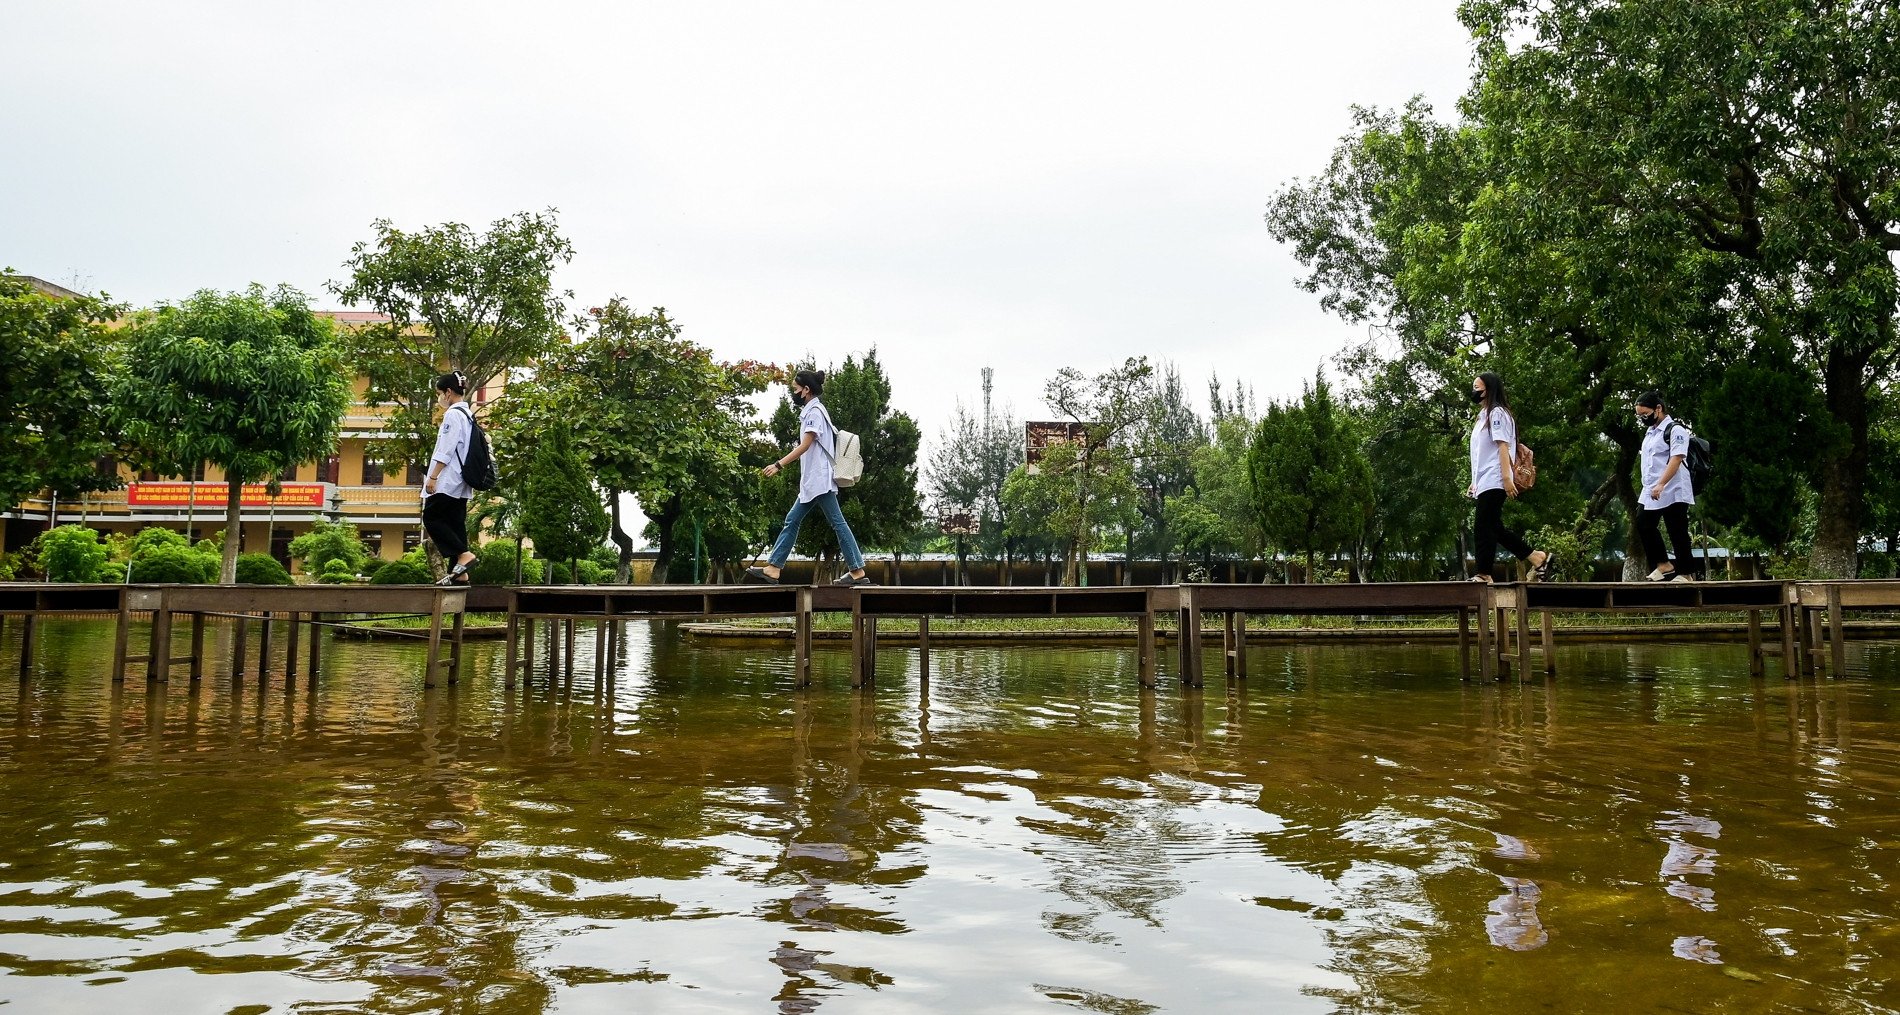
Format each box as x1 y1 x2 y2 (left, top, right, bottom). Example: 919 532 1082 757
327 209 574 472
519 427 608 583
927 367 1026 581
112 286 352 583
288 519 371 578
0 273 124 508
770 350 925 578
33 525 117 583
1247 373 1374 582
1173 380 1264 571
1031 357 1153 585
1128 362 1206 581
493 300 776 583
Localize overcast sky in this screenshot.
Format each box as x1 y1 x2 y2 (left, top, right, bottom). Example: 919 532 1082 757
4 1 1473 506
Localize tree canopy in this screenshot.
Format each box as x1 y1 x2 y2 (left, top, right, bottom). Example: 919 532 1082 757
0 274 124 508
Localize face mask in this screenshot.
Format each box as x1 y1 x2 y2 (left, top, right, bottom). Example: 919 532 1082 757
1467 388 1486 404
1638 411 1659 427
791 391 808 407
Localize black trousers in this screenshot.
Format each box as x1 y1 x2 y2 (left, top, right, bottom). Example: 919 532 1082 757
1636 502 1698 576
1473 488 1534 576
422 494 470 560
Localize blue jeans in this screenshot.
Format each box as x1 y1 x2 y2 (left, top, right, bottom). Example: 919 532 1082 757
767 492 865 572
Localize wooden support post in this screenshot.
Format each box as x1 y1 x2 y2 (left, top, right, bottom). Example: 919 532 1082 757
594 618 608 684
188 612 206 683
1223 611 1236 678
307 612 322 690
1746 609 1764 677
112 601 130 684
1477 594 1495 682
1457 608 1471 680
865 617 879 687
521 617 537 687
284 611 300 687
1177 587 1202 688
231 611 248 684
449 612 465 685
1778 601 1797 679
503 597 519 689
1804 604 1823 676
1234 612 1247 680
850 613 869 689
795 590 813 689
258 612 273 684
1138 609 1157 689
1827 585 1846 676
1514 604 1531 681
917 615 930 681
149 605 172 684
1540 611 1555 675
423 595 444 689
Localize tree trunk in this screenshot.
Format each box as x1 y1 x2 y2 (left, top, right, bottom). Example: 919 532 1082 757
609 492 635 584
1812 347 1872 578
220 479 243 583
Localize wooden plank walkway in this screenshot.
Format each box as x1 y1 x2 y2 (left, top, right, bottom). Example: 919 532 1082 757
1180 582 1493 685
1792 580 1900 676
1 583 467 687
1488 581 1794 679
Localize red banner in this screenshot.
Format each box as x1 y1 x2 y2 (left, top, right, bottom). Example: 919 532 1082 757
127 482 328 509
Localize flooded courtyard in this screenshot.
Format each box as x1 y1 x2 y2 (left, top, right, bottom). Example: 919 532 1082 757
1 620 1897 1013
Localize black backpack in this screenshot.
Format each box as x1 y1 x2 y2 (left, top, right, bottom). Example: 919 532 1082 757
1663 420 1713 494
453 403 497 491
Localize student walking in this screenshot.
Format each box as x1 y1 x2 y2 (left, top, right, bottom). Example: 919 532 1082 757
1634 390 1698 581
1466 372 1551 582
745 370 874 588
423 371 478 585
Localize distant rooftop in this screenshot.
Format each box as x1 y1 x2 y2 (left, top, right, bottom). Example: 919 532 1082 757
4 275 88 300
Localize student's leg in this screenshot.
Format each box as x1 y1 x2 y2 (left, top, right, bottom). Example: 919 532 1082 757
423 494 468 559
1473 489 1504 577
814 492 866 573
1663 502 1697 577
1635 508 1670 574
766 497 816 570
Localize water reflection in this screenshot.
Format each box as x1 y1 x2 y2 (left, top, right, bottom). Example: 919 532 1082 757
0 621 1895 1012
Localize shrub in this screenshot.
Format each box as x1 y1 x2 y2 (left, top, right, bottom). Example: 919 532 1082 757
0 551 17 582
34 525 117 583
235 553 292 585
469 539 543 585
588 544 620 571
548 559 607 585
1529 516 1611 582
318 557 359 584
289 520 369 577
128 543 216 583
370 556 434 585
128 526 190 559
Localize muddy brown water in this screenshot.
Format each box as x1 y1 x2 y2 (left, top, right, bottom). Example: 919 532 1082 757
2 619 1897 1013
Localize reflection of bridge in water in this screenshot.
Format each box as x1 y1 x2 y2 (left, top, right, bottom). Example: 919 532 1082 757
6 579 1897 691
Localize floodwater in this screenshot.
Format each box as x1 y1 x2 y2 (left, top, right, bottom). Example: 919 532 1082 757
1 620 1898 1014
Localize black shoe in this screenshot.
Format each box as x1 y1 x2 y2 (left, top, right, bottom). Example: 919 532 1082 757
743 566 780 585
833 574 875 588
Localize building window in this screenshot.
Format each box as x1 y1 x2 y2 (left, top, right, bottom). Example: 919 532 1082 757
361 457 384 486
362 529 383 560
402 530 422 552
323 456 340 484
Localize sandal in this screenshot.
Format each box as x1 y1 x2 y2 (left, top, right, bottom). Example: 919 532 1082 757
436 559 474 585
1530 553 1554 582
743 566 780 585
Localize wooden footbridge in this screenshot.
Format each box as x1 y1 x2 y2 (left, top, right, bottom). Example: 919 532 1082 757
3 579 1897 689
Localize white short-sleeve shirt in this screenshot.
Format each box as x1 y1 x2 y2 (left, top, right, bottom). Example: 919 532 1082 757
426 403 473 501
797 399 838 503
1640 415 1695 509
1469 407 1518 494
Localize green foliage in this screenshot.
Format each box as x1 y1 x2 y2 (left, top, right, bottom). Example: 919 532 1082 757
128 527 190 559
319 558 360 584
548 559 607 585
519 428 608 571
1529 516 1611 583
328 209 574 476
1697 339 1828 553
926 367 1024 562
470 539 543 585
1011 356 1154 584
128 544 216 584
0 273 125 507
1247 373 1374 580
288 520 370 578
0 551 18 582
369 550 433 585
33 525 117 583
111 285 351 582
234 553 292 586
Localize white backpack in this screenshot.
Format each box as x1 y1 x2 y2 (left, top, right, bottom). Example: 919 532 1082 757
815 403 864 488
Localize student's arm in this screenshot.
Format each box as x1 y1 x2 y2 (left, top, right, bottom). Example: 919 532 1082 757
1651 456 1685 499
761 431 817 477
1496 439 1518 497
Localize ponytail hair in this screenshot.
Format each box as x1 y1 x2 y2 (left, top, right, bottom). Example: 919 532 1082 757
435 371 468 396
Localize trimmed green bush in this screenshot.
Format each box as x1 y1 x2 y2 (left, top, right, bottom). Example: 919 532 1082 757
34 525 118 583
318 558 359 584
547 559 607 585
289 520 370 578
128 526 189 559
128 544 216 584
370 557 434 585
235 553 292 585
469 539 544 585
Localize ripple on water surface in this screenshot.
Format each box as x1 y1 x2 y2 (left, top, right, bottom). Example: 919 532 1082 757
0 620 1896 1012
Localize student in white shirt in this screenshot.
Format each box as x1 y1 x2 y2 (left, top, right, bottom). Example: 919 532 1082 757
1466 372 1552 582
745 370 873 587
422 371 477 585
1634 390 1698 581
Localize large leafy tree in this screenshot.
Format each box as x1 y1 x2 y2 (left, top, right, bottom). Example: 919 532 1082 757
927 367 1025 581
517 426 608 582
1247 373 1374 582
0 274 124 509
769 350 924 577
327 209 574 470
1127 362 1206 581
492 300 777 583
112 286 352 583
1455 0 1900 576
